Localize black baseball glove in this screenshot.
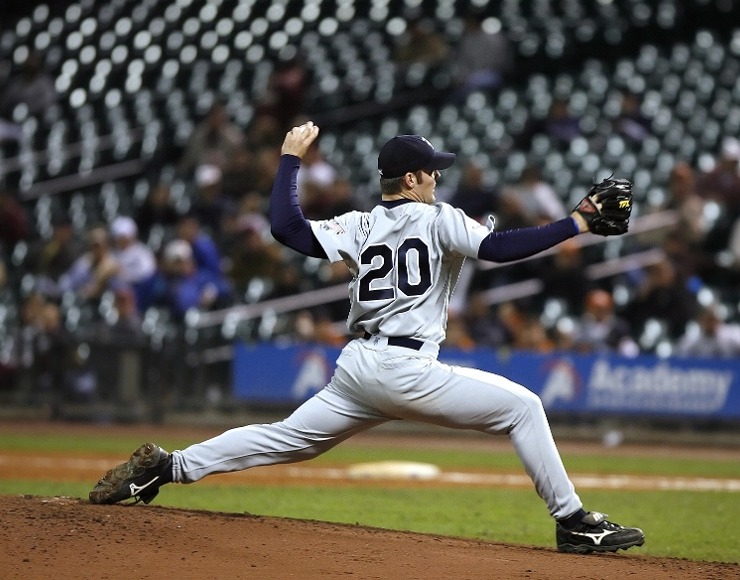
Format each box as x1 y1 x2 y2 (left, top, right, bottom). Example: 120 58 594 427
572 177 633 236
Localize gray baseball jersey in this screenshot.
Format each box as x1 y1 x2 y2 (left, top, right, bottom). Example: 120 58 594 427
311 202 491 342
172 200 583 520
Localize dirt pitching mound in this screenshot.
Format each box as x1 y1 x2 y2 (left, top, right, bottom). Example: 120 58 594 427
1 494 736 579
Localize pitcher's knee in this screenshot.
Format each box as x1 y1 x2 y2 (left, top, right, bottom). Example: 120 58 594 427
512 389 547 422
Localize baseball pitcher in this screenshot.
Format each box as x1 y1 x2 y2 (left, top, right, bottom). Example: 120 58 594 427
90 121 642 554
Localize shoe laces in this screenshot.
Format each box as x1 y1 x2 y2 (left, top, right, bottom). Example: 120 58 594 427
580 511 623 532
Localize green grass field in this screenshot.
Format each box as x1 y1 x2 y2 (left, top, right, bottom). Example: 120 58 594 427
1 430 738 563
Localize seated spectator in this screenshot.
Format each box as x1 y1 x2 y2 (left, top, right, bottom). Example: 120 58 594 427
25 213 84 299
448 11 514 103
296 141 337 210
0 51 57 145
134 182 180 244
175 213 223 277
221 146 259 200
190 164 235 243
17 293 68 408
0 188 30 254
695 137 740 261
109 216 158 313
448 161 499 223
221 190 270 249
246 112 284 150
498 165 567 229
443 313 476 351
479 300 553 352
255 49 311 132
177 101 245 175
612 90 652 145
697 137 740 219
58 226 120 302
393 15 450 70
666 162 709 246
464 292 513 349
108 287 146 339
572 289 639 357
0 51 57 117
676 302 740 358
151 239 232 321
537 238 593 316
251 143 283 197
224 214 284 298
623 259 698 340
303 176 361 220
517 98 582 150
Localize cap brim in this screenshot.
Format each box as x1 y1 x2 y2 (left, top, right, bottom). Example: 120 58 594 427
428 151 456 171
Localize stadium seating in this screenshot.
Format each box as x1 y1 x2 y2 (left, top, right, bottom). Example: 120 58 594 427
2 0 740 358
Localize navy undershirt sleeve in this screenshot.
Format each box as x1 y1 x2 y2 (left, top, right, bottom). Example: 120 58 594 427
269 154 327 258
477 218 580 262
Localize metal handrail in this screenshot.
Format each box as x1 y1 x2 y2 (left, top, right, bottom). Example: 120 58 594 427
188 210 679 329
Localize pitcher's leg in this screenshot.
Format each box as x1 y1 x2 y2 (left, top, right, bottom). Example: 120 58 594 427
173 386 387 483
386 362 582 519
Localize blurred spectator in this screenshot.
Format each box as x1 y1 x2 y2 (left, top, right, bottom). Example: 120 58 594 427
17 293 68 409
612 90 652 145
665 162 709 246
221 146 259 200
224 214 284 299
513 312 555 352
694 138 740 276
151 239 233 321
647 163 711 283
109 216 157 313
517 98 582 150
325 177 362 216
313 309 347 347
443 313 476 351
697 137 740 219
134 182 180 244
251 143 283 197
190 164 234 243
100 287 145 340
448 161 499 223
176 213 223 277
296 141 338 211
498 165 567 229
222 190 270 247
177 102 245 175
0 51 57 127
303 176 360 220
0 188 30 253
58 226 119 301
448 12 514 103
246 113 284 150
25 213 83 298
572 289 639 356
393 16 450 70
537 238 593 316
623 259 698 340
676 302 740 358
255 49 311 132
483 300 553 352
288 308 345 346
464 292 513 349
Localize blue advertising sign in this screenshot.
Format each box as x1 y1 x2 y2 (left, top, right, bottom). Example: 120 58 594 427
232 342 740 419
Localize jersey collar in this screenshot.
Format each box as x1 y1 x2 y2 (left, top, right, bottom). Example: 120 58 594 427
380 199 415 209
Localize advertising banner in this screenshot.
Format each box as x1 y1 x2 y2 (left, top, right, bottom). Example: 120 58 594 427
233 342 740 419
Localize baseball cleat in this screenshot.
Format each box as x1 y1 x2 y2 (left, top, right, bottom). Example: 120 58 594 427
89 442 172 505
556 511 645 554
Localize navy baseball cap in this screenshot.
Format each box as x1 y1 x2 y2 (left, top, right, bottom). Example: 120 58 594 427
378 135 456 178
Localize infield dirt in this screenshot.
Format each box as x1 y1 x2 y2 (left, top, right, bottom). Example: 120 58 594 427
0 421 738 579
